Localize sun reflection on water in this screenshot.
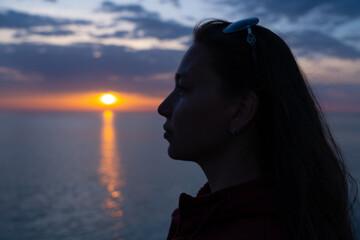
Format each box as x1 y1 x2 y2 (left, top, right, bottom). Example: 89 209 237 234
99 110 125 238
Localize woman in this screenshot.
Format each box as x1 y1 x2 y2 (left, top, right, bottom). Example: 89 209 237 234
157 18 358 240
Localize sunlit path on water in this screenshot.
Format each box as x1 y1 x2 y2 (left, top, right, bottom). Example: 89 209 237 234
99 110 125 239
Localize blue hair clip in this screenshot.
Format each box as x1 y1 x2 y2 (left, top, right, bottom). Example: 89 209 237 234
222 17 261 85
222 17 259 47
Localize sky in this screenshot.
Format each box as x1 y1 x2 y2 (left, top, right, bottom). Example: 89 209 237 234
0 0 359 112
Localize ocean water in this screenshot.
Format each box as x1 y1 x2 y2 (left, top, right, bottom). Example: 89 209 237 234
0 111 359 240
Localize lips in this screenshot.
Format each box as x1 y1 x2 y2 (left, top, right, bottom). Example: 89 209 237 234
163 124 172 138
163 124 172 133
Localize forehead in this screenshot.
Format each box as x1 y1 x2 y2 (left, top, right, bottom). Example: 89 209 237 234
178 44 211 73
177 44 219 85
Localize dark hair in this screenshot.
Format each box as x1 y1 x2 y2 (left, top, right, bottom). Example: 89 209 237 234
193 19 358 240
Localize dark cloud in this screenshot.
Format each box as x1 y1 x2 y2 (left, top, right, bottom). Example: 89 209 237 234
160 0 181 8
93 31 128 38
286 30 360 59
216 0 359 22
1 42 358 110
99 1 149 15
98 1 192 39
0 43 184 96
0 10 91 29
120 16 192 39
14 29 75 38
31 30 74 36
207 0 359 59
345 34 360 42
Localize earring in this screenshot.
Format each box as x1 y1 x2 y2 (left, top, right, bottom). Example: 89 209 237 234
232 128 236 138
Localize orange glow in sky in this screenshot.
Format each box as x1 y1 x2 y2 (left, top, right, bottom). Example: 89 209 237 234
0 91 163 112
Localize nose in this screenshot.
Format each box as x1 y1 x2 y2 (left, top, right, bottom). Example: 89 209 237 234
157 92 173 118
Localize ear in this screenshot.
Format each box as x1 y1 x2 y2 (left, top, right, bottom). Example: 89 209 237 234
230 91 259 132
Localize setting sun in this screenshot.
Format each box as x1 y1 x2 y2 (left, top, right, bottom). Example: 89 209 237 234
101 94 117 105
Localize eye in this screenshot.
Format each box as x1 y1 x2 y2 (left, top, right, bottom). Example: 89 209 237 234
176 84 187 96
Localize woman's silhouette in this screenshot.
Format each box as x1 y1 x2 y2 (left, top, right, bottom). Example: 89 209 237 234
158 18 358 240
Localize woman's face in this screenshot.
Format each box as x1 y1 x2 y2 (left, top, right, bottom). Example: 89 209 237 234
158 43 233 162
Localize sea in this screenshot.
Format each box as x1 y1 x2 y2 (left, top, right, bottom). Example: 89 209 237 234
0 111 359 240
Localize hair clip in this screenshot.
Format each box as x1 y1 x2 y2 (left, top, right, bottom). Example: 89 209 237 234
222 17 259 47
222 17 261 84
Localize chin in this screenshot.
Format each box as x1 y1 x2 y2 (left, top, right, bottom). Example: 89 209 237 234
167 147 198 162
167 148 183 160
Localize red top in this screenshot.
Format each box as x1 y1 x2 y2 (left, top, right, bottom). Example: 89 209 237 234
167 176 288 240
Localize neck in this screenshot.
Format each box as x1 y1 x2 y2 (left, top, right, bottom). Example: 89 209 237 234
196 137 263 193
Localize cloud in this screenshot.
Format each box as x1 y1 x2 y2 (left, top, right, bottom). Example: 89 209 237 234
98 1 192 40
93 31 128 38
0 41 358 112
286 31 360 59
216 0 359 22
0 43 184 96
205 0 359 60
1 43 358 112
345 34 360 42
0 66 44 82
0 5 190 49
99 1 149 15
14 29 75 38
298 57 360 84
120 16 192 39
160 0 181 8
0 10 91 29
32 29 75 36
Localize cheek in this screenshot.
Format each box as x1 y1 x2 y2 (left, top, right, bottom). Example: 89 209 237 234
172 98 205 135
170 97 230 159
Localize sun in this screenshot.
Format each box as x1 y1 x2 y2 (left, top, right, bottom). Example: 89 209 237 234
100 93 117 105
